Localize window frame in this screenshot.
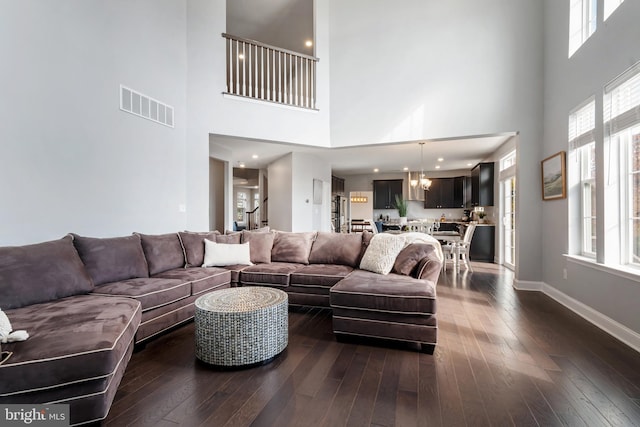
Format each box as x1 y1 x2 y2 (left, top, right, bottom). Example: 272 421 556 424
604 61 640 270
604 0 624 20
569 0 597 57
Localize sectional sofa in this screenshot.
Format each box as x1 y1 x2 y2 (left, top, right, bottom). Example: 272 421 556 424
0 229 441 425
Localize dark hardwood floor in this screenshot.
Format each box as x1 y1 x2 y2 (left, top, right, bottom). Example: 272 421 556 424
104 263 640 426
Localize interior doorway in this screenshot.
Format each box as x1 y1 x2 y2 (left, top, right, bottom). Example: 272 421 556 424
233 167 261 230
209 158 226 232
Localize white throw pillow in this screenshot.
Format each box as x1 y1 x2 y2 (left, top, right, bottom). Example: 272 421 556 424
359 234 407 275
202 239 253 267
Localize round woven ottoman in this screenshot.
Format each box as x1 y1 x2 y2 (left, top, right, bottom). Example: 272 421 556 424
195 286 288 368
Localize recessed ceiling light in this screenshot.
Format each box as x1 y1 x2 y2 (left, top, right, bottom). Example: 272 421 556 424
374 168 379 173
238 54 245 60
467 163 473 166
305 40 313 47
435 165 441 169
239 163 245 168
403 167 409 171
437 157 444 162
252 154 258 159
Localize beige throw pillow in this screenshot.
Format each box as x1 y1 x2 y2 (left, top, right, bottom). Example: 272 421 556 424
202 239 252 267
359 234 407 275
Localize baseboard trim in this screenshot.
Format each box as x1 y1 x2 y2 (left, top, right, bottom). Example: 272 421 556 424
512 279 543 291
540 283 640 354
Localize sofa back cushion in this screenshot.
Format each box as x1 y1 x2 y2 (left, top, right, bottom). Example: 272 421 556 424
178 231 220 267
241 230 275 264
216 233 241 244
137 233 185 275
72 234 149 285
309 232 363 267
0 235 94 310
393 243 436 276
271 231 316 264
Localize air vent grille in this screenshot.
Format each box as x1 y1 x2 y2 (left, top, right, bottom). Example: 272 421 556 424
120 85 174 128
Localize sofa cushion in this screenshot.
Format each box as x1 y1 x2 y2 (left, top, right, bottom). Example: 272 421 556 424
137 232 185 275
309 232 362 267
72 234 149 285
271 231 316 264
239 262 302 288
216 233 241 244
220 264 251 284
330 270 436 315
91 278 190 312
241 230 275 264
178 231 220 267
0 235 94 310
202 240 252 267
0 295 140 397
154 267 231 296
290 264 354 289
359 233 407 275
393 243 438 276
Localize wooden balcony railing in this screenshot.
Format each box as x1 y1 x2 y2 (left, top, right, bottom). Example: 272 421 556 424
223 33 318 110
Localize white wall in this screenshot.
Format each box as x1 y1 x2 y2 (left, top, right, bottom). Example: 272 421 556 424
329 0 544 283
0 1 188 245
542 0 640 336
267 152 332 232
290 152 332 231
268 154 294 231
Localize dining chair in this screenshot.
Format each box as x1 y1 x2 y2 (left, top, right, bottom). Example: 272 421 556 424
442 223 477 272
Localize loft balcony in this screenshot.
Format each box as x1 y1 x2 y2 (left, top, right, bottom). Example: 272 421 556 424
223 33 318 110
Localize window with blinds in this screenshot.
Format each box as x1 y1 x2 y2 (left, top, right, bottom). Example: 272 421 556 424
604 61 640 268
569 0 597 57
569 99 596 257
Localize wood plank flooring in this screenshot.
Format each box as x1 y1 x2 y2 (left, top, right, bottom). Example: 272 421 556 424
104 263 640 426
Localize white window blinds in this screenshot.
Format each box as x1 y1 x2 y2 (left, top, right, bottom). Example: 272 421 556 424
569 99 595 150
604 62 640 134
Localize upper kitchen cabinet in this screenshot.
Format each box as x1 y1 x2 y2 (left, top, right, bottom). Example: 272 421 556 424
471 162 494 207
424 177 465 209
331 175 345 195
373 179 403 209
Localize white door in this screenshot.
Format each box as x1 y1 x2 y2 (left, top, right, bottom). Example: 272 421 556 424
501 176 516 269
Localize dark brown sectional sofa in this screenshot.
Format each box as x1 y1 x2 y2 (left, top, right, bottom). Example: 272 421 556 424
0 229 441 425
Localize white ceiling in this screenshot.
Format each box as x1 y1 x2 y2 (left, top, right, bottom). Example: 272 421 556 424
211 133 515 176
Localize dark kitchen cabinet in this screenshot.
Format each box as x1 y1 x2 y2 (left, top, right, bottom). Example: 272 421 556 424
373 179 403 209
471 162 494 207
463 176 473 208
424 177 465 209
469 225 495 261
331 176 345 195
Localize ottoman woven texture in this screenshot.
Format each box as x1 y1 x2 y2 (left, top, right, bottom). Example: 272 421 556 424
195 287 288 367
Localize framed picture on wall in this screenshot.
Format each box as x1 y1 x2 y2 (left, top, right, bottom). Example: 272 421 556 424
541 151 566 200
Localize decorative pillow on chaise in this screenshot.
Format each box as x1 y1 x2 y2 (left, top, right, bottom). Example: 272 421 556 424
359 233 407 275
178 231 220 267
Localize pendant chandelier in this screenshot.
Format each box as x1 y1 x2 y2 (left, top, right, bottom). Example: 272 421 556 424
350 192 368 203
410 142 432 190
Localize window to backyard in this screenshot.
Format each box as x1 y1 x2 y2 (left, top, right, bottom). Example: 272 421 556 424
569 0 597 57
604 63 640 268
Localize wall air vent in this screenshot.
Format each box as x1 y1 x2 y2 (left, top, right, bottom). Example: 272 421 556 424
120 85 174 128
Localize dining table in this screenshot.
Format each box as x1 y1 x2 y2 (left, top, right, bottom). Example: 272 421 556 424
432 230 462 243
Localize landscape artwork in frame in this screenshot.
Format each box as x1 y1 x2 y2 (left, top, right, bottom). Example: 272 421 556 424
541 151 566 200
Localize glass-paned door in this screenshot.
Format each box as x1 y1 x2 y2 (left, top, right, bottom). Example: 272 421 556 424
502 176 516 269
